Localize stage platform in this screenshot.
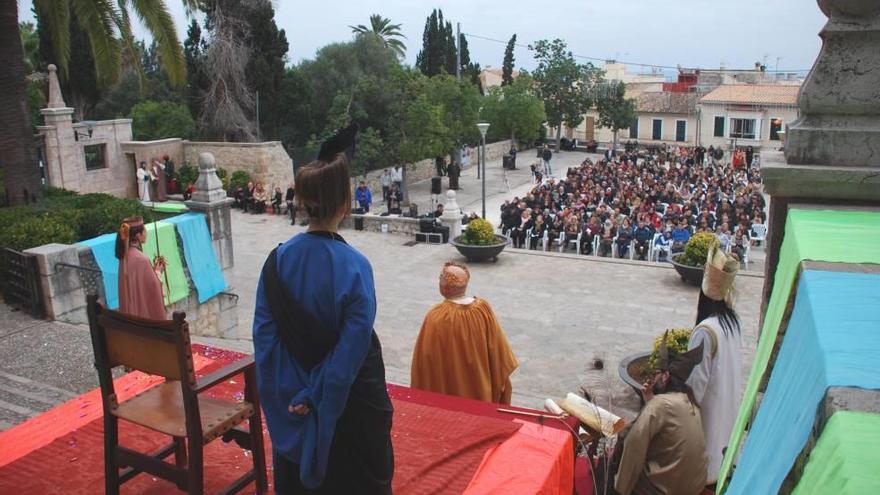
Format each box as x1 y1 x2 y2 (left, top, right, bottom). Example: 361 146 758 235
0 344 587 494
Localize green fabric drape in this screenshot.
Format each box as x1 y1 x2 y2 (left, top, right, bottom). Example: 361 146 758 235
142 220 189 305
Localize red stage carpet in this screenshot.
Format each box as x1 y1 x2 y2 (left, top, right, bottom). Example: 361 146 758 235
0 345 579 494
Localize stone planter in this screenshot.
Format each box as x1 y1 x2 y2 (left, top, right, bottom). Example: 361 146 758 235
619 352 652 406
450 235 509 262
670 253 705 285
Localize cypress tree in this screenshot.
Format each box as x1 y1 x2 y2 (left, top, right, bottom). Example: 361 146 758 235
502 34 516 86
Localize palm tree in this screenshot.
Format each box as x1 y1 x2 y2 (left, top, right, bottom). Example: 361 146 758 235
0 0 196 205
350 14 407 59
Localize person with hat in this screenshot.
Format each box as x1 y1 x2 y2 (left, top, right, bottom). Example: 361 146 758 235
613 333 709 495
686 244 742 486
114 216 167 320
410 261 518 404
252 124 394 492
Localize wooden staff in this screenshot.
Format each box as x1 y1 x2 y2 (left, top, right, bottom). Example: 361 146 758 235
149 209 172 307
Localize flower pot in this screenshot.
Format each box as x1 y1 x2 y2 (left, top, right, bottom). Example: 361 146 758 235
670 253 705 285
450 235 509 262
619 352 652 406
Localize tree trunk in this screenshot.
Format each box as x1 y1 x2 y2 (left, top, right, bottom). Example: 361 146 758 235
0 2 41 205
613 129 619 155
555 125 562 153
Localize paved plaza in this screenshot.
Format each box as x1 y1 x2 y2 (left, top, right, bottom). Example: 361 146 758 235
0 150 766 428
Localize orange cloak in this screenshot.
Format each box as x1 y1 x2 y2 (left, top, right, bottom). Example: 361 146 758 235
410 298 518 404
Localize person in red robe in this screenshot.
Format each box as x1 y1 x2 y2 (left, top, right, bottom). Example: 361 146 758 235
115 216 167 320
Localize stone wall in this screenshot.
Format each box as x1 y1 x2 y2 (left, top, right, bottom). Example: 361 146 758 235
183 141 294 192
39 119 136 198
120 138 185 182
340 214 422 236
357 139 513 198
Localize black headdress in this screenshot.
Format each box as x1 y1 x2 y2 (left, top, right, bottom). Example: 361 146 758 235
317 123 359 163
656 331 704 381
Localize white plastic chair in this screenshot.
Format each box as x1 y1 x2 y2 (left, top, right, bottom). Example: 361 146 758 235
650 233 668 262
750 223 767 248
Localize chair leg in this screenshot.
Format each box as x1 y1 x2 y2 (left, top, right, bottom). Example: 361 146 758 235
187 438 204 495
105 415 120 495
174 437 187 468
249 412 268 493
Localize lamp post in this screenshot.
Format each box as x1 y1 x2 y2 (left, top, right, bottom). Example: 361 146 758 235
476 122 490 218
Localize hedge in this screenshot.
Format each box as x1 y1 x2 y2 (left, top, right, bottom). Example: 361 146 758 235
0 188 163 252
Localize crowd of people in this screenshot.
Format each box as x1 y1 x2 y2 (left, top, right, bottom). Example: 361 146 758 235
500 144 766 263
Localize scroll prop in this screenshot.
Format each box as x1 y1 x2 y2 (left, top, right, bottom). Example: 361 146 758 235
557 393 625 436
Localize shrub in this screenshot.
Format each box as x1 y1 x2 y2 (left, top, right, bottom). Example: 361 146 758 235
462 218 497 246
679 232 719 267
229 170 251 191
128 100 195 141
217 167 229 191
175 162 199 188
0 215 78 251
647 327 693 372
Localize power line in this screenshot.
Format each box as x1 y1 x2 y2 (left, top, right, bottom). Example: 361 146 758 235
461 32 811 73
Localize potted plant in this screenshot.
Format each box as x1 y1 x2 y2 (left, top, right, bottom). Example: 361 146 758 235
450 218 509 262
670 232 718 285
619 327 693 405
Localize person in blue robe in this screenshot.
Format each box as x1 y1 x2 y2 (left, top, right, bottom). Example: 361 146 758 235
253 124 393 493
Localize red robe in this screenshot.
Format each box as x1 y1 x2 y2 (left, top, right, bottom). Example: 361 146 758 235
118 246 167 320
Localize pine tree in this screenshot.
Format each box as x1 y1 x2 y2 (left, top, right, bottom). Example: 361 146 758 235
502 34 516 86
183 19 208 121
459 33 470 72
443 18 456 75
416 10 440 76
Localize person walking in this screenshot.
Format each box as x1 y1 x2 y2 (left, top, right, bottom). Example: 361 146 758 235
542 145 553 177
380 169 392 210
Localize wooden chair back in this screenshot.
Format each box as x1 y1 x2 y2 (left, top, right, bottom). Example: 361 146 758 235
86 295 196 393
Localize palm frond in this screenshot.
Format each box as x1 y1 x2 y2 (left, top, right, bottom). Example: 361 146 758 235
71 0 122 87
349 24 369 35
114 0 146 92
33 0 71 78
130 0 186 86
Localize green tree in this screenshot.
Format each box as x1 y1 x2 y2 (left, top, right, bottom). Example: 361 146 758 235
1 0 195 204
183 19 209 123
415 9 459 77
36 9 100 119
349 14 407 59
595 81 637 152
243 0 288 140
529 39 604 151
481 75 546 144
502 34 517 86
129 100 195 141
19 21 43 74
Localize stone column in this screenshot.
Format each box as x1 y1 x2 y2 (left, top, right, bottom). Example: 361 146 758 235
760 0 880 312
23 244 87 324
40 64 77 190
185 152 235 273
440 189 462 242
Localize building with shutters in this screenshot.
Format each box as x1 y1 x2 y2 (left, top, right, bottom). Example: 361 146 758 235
696 84 800 152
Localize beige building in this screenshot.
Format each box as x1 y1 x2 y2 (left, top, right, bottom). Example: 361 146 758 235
627 92 699 145
696 84 800 151
479 66 521 90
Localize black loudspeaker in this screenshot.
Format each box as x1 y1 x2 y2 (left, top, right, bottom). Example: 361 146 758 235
431 176 442 195
419 218 435 233
409 204 419 217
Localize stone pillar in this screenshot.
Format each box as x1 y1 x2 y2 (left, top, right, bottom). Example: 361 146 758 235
760 0 880 320
440 189 462 241
23 244 87 324
185 152 235 273
40 64 77 190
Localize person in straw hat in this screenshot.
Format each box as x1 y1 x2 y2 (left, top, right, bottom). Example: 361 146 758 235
686 243 742 487
114 216 167 320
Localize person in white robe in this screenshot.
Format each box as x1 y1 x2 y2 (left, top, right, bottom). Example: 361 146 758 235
137 162 155 202
686 244 742 486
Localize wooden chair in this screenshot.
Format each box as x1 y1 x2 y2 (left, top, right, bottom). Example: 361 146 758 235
86 295 267 495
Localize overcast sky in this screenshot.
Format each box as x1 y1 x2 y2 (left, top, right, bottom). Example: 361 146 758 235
18 0 826 76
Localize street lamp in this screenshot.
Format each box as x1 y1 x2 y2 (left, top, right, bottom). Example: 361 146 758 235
476 122 490 219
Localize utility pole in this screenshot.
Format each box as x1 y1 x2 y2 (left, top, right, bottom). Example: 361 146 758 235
456 23 461 81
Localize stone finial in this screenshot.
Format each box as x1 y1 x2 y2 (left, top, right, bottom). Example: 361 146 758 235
443 189 461 215
784 1 880 167
191 152 227 203
46 64 66 109
440 190 462 242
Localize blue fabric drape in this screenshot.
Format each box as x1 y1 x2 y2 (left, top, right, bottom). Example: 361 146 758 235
164 213 227 303
726 270 880 494
77 233 120 309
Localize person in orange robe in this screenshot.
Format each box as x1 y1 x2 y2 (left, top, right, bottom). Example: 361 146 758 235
410 261 518 404
115 216 167 320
